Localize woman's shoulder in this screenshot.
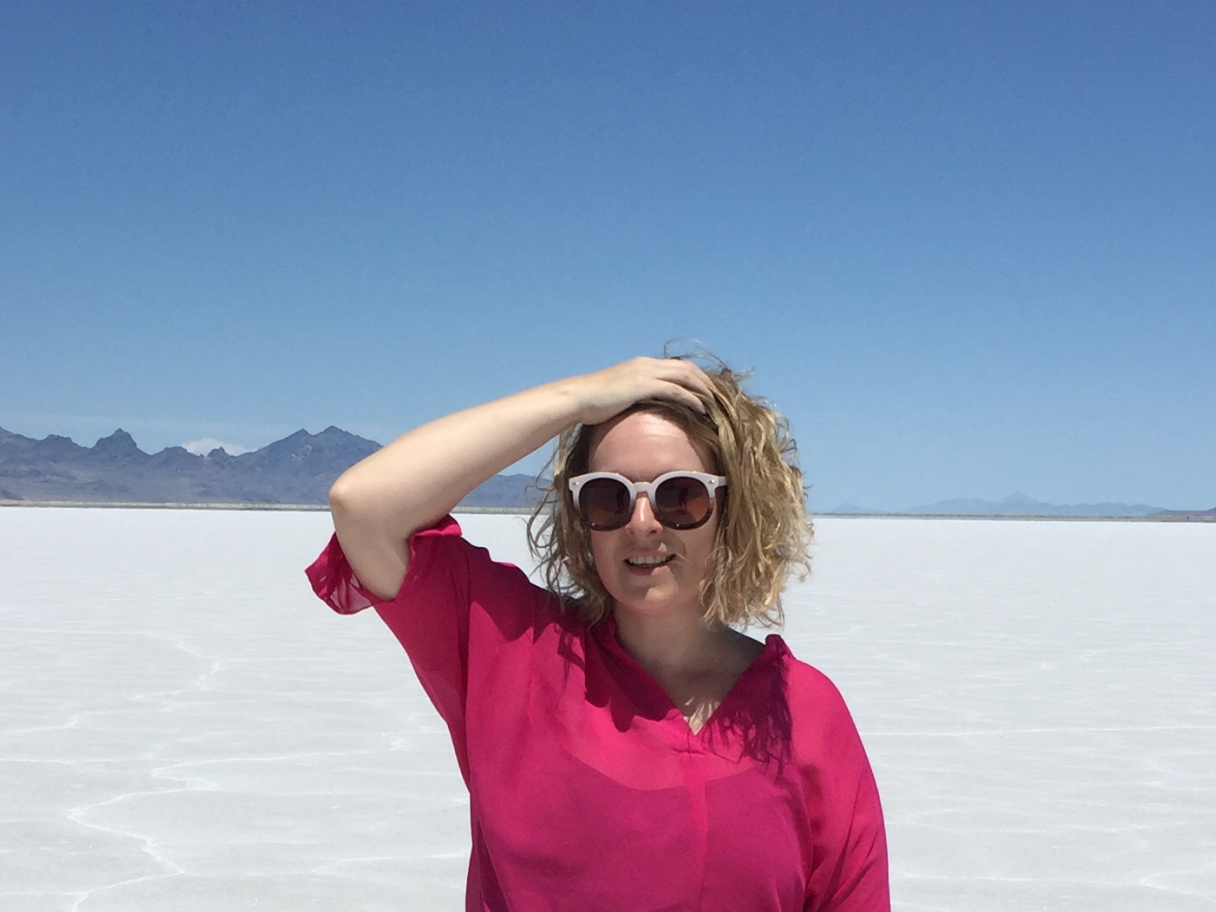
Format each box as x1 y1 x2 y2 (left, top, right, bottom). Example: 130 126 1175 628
768 638 867 747
781 649 846 703
409 513 580 627
410 514 530 584
760 635 843 697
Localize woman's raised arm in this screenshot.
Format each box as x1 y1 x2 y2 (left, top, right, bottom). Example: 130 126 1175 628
328 357 712 600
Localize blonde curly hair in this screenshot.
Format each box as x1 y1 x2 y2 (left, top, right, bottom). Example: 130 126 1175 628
527 363 812 629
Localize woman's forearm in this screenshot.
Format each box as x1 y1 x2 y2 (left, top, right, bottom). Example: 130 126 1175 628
329 380 581 597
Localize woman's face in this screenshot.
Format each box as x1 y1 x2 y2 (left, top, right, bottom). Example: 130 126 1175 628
585 411 720 623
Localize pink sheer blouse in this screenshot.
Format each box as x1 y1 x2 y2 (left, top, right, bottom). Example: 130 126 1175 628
306 516 888 911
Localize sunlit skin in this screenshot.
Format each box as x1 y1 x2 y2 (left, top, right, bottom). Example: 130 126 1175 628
587 411 762 729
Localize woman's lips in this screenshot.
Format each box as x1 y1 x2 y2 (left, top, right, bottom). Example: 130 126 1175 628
624 554 676 569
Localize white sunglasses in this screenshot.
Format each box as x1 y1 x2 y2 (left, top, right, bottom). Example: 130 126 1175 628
567 471 727 530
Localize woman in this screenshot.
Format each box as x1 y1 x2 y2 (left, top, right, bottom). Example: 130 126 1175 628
306 356 889 911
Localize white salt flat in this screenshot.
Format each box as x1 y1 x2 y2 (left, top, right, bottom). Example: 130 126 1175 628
1 509 1213 910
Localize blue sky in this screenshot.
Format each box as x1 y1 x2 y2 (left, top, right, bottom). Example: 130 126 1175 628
3 1 1214 510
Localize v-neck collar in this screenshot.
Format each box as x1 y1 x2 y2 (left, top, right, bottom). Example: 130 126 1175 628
592 615 789 739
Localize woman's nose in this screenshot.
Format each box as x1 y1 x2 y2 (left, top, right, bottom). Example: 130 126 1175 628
626 494 663 534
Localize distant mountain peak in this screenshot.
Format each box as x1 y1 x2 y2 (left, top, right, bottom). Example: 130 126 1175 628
94 428 138 445
91 429 146 461
272 429 312 445
907 493 1167 517
825 502 876 514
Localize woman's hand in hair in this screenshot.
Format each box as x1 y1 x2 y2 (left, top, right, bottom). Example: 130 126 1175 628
564 357 713 426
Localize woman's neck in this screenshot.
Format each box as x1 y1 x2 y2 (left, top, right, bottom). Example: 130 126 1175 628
612 605 763 732
614 606 721 678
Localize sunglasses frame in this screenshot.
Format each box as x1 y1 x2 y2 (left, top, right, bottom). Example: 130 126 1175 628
567 470 728 531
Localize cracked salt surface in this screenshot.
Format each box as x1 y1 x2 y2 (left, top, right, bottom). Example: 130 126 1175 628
2 509 1213 910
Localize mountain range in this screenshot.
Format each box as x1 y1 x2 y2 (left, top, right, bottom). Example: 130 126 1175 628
827 492 1168 516
2 424 1210 517
828 492 1215 518
0 425 542 508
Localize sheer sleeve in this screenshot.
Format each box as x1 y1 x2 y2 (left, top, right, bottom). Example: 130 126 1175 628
814 761 888 912
306 527 400 616
792 667 890 912
304 515 549 785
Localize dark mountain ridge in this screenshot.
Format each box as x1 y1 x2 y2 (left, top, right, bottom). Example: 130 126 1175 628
905 492 1168 516
829 491 1213 518
2 425 1208 515
0 425 543 507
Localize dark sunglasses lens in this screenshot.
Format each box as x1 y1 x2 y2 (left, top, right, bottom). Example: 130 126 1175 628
579 478 632 530
654 476 713 529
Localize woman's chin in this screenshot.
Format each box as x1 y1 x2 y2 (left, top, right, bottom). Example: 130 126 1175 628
609 587 701 623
